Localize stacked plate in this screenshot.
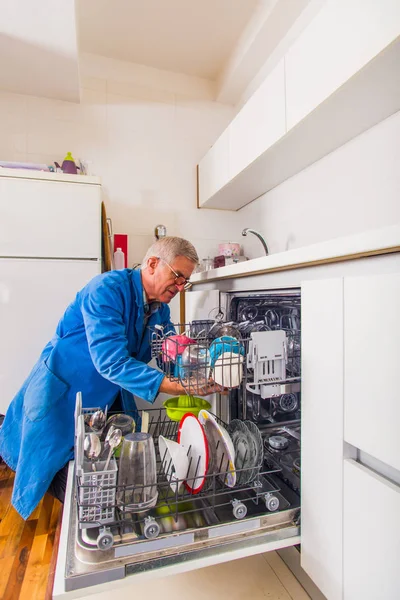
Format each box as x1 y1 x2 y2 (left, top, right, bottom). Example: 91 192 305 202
227 419 263 485
159 412 263 494
177 414 210 493
198 410 236 489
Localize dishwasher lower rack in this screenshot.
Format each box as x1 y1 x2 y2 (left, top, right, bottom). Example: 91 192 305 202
74 408 288 552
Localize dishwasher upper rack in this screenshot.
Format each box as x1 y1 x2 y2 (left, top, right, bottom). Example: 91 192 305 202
151 322 247 396
75 407 284 546
151 321 301 396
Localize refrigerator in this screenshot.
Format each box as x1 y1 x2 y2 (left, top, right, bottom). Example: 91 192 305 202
0 169 102 415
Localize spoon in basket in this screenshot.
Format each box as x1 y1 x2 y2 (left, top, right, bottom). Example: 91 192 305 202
84 433 101 471
89 409 106 433
99 425 117 459
103 428 122 472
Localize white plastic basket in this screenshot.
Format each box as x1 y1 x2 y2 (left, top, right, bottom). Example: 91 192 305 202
77 458 117 526
75 393 117 527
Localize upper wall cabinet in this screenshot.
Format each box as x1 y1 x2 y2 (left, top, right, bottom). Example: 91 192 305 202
198 0 400 211
229 60 285 181
198 128 230 207
285 0 400 129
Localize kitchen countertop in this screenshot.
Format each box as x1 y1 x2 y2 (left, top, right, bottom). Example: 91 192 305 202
191 224 400 284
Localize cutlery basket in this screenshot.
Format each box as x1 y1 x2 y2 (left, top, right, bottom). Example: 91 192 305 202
75 393 118 528
77 458 118 527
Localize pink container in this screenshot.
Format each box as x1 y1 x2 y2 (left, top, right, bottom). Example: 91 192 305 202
218 242 241 257
162 334 196 361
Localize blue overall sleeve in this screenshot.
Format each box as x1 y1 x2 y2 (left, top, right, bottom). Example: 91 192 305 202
80 277 165 403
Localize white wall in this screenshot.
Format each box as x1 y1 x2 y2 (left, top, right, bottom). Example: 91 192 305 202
240 111 400 259
0 52 243 268
1 48 398 268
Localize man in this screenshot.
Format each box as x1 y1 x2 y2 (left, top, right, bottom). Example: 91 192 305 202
0 236 207 519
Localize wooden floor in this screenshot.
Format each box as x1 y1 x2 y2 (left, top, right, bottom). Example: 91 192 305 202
0 462 62 600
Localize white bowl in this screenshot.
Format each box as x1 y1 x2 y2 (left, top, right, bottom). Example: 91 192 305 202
212 351 244 388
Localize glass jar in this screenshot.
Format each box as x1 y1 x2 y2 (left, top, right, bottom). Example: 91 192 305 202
201 258 214 271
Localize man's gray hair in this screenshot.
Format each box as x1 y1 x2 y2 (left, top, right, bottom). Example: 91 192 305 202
141 236 199 268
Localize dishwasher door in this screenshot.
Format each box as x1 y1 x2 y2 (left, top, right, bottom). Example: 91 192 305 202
54 289 302 598
53 461 300 597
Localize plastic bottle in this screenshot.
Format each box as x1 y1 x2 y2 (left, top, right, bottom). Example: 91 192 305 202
113 247 125 270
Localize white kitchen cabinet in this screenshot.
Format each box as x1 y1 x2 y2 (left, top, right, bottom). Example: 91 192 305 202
344 272 400 471
229 60 286 181
301 269 400 600
285 0 400 129
197 128 230 207
197 0 400 211
343 459 400 600
301 278 344 600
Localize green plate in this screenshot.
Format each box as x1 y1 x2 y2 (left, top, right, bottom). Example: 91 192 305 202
163 395 212 421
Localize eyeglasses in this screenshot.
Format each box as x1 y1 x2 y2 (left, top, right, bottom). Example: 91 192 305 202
158 257 192 290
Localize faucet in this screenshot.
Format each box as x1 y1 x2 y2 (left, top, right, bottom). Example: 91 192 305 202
242 228 269 255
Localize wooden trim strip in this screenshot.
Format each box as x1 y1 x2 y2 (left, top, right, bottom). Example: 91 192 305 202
190 246 400 285
179 291 186 330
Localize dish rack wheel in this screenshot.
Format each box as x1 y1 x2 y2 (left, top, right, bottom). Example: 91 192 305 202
143 516 160 539
264 493 280 512
97 527 114 551
231 499 247 520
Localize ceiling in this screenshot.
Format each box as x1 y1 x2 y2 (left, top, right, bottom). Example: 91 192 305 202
77 0 260 80
0 0 80 102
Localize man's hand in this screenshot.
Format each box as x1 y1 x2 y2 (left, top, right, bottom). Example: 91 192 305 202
183 377 230 397
159 377 186 396
159 376 230 397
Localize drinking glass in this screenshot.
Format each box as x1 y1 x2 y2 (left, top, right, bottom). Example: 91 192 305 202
117 433 158 513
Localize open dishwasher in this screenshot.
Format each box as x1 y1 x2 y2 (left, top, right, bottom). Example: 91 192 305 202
54 289 302 596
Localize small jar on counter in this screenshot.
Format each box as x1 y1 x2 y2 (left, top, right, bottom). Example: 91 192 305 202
201 258 214 271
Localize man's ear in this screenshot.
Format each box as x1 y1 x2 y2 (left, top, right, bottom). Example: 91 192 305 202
147 256 158 274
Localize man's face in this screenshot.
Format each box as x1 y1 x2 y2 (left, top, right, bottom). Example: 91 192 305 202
147 255 196 303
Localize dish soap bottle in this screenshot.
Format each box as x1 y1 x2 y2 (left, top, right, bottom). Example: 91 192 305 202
113 247 125 270
61 152 78 175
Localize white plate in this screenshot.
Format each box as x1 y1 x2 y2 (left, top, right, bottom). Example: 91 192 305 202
158 435 189 494
198 410 236 488
228 420 255 485
177 414 209 494
244 420 263 483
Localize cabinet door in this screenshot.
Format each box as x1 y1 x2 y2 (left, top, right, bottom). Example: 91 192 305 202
344 272 400 471
301 278 344 600
0 177 101 259
185 289 221 323
229 59 286 180
285 0 400 129
198 129 230 207
343 459 400 600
